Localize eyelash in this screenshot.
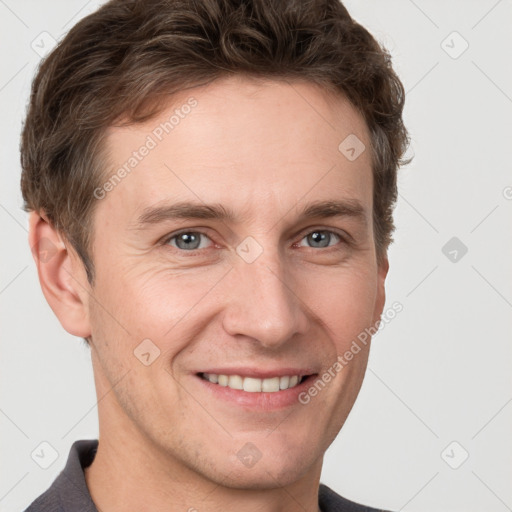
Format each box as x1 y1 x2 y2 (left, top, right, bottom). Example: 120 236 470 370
161 228 350 253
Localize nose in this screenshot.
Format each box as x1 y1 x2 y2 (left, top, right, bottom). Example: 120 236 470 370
221 251 310 349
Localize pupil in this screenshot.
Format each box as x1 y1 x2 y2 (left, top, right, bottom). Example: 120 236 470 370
178 233 199 249
309 231 328 247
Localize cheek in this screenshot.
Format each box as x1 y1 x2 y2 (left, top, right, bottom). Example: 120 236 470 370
93 261 228 347
91 243 378 355
300 265 378 347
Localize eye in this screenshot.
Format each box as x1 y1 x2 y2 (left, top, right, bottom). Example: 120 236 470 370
298 230 342 249
165 231 213 251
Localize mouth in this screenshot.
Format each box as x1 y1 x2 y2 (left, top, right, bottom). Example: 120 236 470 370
198 372 309 392
194 370 318 409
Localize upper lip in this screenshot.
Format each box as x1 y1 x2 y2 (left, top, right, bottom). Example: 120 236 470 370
196 367 318 379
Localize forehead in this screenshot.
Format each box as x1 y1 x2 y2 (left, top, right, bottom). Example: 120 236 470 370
99 76 373 225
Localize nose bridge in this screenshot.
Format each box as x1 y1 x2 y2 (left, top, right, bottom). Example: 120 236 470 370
222 246 307 347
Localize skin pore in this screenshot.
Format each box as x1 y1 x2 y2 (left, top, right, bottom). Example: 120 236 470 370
30 75 388 512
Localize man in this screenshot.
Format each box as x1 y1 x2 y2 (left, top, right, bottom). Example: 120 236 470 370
21 0 409 510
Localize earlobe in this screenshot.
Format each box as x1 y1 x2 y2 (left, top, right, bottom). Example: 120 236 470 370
28 211 92 339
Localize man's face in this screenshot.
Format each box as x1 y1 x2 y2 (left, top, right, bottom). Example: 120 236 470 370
85 76 387 487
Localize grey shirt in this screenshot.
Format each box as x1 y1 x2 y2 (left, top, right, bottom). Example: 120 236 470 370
24 440 391 512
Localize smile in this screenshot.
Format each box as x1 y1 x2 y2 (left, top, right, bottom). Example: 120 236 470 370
200 372 306 392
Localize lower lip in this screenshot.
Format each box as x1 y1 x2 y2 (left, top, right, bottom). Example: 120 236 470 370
194 374 317 410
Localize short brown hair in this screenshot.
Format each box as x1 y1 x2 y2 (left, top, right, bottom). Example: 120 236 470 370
21 0 410 285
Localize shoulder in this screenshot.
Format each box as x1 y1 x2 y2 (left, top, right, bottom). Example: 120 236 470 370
319 483 393 512
23 439 99 512
23 486 63 512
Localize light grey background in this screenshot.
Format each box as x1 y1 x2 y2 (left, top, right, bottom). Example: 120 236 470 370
1 1 511 511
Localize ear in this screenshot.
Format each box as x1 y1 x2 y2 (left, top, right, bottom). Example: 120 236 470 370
28 211 92 338
372 255 389 327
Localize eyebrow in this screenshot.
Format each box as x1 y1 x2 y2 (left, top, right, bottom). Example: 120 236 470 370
134 199 367 229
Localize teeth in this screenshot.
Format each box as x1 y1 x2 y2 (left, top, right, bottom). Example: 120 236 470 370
243 377 262 392
202 373 304 392
262 377 280 392
279 375 290 389
228 375 243 390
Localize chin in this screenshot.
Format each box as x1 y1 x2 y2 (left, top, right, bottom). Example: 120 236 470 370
211 462 313 490
204 441 319 490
